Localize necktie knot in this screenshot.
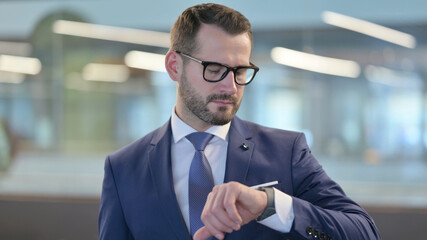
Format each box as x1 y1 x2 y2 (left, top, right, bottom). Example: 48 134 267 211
186 132 214 151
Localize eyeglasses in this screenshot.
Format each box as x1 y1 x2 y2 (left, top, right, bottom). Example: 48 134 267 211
175 51 259 86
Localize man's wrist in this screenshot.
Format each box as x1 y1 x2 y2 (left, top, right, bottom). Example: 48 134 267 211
256 187 276 221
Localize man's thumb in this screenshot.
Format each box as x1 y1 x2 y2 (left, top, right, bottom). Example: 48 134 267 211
193 226 213 240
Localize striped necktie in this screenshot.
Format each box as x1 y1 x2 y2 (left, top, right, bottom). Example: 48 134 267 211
186 132 215 238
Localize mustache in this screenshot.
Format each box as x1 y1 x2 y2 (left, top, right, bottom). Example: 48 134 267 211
207 94 237 104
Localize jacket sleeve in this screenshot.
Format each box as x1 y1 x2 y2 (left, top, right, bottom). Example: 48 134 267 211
98 156 134 240
287 133 381 240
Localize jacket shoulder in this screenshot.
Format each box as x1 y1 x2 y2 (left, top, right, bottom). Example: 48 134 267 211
238 118 303 141
108 121 170 164
234 118 310 154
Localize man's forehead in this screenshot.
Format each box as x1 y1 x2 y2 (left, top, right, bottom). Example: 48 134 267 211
194 24 251 49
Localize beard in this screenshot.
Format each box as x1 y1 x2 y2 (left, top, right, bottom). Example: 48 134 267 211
178 71 241 126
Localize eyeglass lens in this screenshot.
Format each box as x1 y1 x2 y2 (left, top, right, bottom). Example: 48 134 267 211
204 63 255 84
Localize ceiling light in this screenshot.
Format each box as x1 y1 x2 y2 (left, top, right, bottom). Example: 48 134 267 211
53 20 170 48
322 11 416 49
271 47 360 78
124 51 166 72
0 54 42 75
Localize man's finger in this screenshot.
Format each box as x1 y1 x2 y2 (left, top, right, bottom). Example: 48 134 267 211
209 187 238 231
194 226 215 240
222 185 242 229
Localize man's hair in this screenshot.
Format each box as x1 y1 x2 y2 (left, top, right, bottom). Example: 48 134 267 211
170 3 253 55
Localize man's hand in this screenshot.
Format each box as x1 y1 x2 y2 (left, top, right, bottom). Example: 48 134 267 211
193 181 268 240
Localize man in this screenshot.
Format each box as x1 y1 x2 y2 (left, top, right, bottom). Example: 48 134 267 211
98 3 381 240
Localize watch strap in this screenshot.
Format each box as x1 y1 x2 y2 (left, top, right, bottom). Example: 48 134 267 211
256 187 276 221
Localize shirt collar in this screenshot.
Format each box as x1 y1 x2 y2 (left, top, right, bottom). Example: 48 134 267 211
171 107 230 144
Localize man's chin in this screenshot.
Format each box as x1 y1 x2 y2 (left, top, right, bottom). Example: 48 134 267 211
210 117 233 126
210 103 237 113
200 104 238 125
210 110 236 125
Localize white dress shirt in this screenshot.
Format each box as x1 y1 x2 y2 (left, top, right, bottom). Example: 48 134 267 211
170 109 294 233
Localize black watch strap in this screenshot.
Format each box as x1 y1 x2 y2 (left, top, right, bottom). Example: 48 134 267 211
256 187 276 221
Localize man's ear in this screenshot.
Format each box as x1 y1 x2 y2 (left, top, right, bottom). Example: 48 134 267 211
165 50 182 82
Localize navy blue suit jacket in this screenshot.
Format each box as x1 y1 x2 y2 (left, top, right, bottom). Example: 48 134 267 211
98 117 380 240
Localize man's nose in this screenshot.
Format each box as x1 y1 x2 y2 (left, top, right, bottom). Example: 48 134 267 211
218 70 238 94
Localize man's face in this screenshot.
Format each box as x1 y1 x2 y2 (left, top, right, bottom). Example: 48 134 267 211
176 24 252 130
179 68 240 126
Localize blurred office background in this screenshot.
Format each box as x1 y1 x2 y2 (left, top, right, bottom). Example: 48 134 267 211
0 0 426 239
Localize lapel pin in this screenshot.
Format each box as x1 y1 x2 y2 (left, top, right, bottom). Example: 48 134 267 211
241 143 249 150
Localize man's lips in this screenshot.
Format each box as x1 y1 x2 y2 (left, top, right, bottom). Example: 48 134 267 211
211 100 233 106
207 94 236 106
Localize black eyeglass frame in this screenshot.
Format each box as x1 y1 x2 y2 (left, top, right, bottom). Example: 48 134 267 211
175 51 259 86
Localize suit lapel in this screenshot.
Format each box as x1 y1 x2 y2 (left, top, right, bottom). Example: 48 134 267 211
224 117 254 184
148 120 191 240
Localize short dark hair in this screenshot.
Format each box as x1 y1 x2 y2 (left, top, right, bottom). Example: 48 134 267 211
170 3 253 55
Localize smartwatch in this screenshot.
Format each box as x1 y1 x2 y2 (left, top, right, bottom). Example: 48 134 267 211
256 187 276 221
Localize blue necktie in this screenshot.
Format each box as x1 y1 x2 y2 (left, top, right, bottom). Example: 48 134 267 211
186 132 215 238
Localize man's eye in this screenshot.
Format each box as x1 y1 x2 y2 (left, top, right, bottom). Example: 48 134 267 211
236 69 247 76
206 65 223 74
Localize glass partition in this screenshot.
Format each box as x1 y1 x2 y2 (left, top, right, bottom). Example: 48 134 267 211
0 0 426 207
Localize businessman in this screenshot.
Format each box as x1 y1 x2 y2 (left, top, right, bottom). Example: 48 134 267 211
98 3 381 240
